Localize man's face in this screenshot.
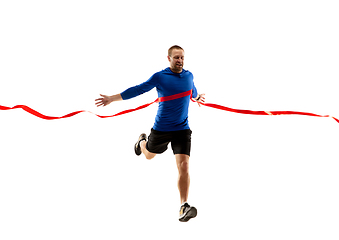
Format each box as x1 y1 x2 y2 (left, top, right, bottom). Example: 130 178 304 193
168 49 185 73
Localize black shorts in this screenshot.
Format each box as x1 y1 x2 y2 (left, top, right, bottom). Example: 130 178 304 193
146 128 192 156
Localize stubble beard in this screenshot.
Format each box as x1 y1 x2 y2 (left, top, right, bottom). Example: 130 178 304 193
172 63 183 73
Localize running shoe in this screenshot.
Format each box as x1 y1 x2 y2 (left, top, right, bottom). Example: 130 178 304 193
134 133 147 156
179 203 197 222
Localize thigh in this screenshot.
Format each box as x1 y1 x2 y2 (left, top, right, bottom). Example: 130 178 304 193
171 129 192 156
146 128 171 154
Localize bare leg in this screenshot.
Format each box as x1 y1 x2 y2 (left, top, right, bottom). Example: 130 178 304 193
140 140 156 160
176 154 190 204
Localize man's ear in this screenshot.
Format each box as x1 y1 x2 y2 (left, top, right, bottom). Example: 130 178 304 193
167 55 171 62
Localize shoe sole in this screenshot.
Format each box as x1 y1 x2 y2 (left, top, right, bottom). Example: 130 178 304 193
179 207 197 222
134 143 141 156
134 133 146 156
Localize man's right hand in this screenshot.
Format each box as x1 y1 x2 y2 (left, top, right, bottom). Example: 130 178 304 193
95 94 123 107
95 94 113 107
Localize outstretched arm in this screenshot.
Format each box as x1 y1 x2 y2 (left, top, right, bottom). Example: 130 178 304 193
95 94 122 107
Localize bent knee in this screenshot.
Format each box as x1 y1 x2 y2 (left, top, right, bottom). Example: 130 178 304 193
145 152 156 160
145 155 155 160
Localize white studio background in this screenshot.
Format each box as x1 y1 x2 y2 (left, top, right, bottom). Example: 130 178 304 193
1 1 338 239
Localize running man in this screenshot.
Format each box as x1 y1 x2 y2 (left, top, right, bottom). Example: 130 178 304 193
95 45 205 222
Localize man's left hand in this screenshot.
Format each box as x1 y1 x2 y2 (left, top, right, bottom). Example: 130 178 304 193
195 94 205 107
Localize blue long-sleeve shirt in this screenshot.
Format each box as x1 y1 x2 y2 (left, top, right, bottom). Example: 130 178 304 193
121 67 198 131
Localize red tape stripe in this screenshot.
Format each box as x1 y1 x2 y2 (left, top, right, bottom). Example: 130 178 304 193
193 101 339 123
157 89 192 102
0 100 157 120
1 97 338 123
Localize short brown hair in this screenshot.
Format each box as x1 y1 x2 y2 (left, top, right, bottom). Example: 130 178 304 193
168 45 184 56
